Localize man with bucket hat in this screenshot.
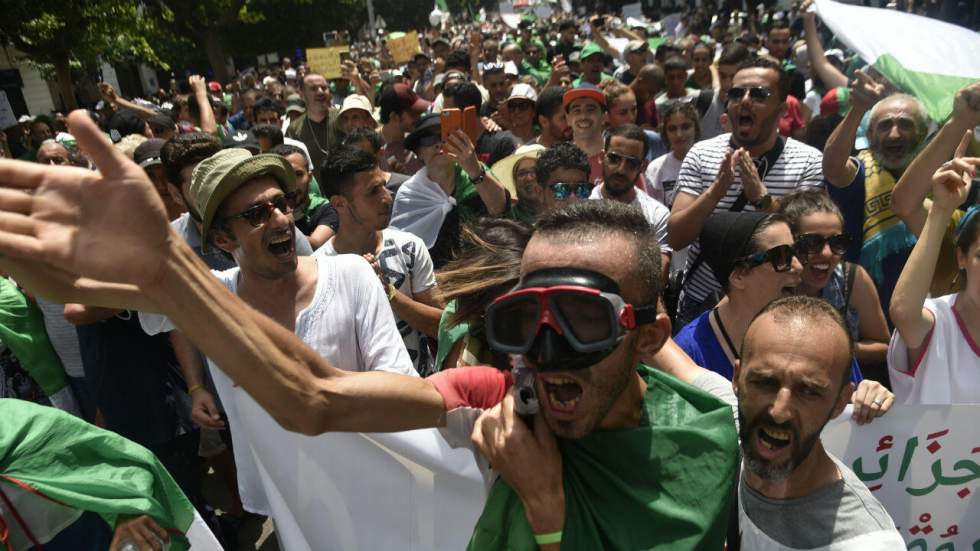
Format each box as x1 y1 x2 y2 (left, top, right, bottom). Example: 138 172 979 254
139 147 416 521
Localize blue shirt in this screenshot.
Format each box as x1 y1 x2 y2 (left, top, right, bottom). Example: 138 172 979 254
675 310 864 383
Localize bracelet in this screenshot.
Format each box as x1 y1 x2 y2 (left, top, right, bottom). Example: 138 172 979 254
534 530 562 545
187 384 204 395
386 281 398 301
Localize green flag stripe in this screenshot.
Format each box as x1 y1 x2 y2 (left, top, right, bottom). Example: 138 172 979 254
873 53 978 122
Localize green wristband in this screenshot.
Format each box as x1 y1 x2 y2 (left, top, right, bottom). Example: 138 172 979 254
533 530 562 545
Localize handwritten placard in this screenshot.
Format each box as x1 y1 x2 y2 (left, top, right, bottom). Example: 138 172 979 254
306 46 348 80
387 31 422 65
823 404 980 549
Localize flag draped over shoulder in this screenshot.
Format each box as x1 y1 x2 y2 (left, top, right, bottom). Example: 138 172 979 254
0 399 196 550
814 0 980 122
468 365 739 550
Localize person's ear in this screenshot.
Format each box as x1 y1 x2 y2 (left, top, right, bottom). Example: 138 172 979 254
729 268 748 291
211 227 238 254
330 194 348 210
732 359 741 397
167 183 186 208
778 98 788 119
635 312 670 359
831 381 854 420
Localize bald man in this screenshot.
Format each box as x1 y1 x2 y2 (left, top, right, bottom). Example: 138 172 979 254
733 296 903 549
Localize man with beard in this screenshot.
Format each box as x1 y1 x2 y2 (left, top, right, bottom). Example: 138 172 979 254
0 118 739 546
532 86 572 147
668 57 828 328
822 73 934 320
316 147 443 376
733 296 904 549
588 124 671 272
286 73 335 175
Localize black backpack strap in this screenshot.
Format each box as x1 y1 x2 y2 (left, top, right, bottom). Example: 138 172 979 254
726 457 742 550
843 261 858 309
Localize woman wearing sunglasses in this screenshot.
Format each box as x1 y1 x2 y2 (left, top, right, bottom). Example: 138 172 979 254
888 161 980 404
675 210 891 423
779 190 890 372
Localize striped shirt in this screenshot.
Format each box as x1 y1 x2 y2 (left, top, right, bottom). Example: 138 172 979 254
676 133 825 303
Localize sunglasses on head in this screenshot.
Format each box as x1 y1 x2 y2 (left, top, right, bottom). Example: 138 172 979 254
726 86 772 104
737 243 797 272
605 151 642 172
794 233 852 257
549 182 593 201
225 192 298 227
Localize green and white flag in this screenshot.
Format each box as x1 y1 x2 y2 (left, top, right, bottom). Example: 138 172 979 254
814 0 980 122
0 400 220 550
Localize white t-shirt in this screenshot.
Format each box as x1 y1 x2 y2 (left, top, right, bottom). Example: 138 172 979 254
589 184 673 254
139 255 416 514
317 228 438 376
887 293 980 404
644 151 684 208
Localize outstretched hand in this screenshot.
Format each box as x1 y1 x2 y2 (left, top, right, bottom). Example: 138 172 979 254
0 110 172 290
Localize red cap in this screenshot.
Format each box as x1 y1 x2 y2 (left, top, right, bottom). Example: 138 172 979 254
380 83 431 117
562 84 606 111
208 81 222 93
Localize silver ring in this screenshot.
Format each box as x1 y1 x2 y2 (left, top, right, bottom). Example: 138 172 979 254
872 399 883 407
941 160 954 169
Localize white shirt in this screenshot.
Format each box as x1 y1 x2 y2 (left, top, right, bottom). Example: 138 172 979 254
589 183 672 254
887 293 980 404
318 228 438 376
644 152 684 208
139 255 416 514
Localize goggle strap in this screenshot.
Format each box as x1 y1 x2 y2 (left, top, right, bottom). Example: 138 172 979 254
633 305 659 326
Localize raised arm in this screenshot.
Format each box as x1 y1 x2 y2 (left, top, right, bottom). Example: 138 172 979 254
800 0 848 90
892 82 980 236
822 70 884 187
889 160 971 350
0 111 446 436
188 75 218 136
668 150 735 250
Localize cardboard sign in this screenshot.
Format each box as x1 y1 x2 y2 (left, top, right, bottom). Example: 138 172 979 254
621 2 643 19
306 46 349 80
823 404 980 548
387 31 422 65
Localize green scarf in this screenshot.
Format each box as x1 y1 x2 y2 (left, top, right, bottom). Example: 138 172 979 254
0 399 196 550
468 365 738 550
0 278 67 396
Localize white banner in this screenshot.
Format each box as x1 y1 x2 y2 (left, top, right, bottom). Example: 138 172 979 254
823 405 980 549
234 392 486 551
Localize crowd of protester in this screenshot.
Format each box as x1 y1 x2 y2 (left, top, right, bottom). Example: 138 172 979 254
0 0 978 549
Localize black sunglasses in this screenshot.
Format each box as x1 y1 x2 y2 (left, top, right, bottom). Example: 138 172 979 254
605 151 642 172
726 87 772 104
737 244 797 272
794 233 852 257
225 192 298 227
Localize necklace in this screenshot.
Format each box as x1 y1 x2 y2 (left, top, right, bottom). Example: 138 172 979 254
713 307 740 361
305 116 330 156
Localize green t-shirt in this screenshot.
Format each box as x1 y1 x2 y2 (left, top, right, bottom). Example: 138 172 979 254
468 364 739 550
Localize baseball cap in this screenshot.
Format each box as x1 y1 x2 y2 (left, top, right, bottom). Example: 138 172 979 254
148 112 176 131
338 95 374 119
404 113 442 151
105 109 147 143
221 129 261 154
625 40 649 54
134 138 166 168
824 48 846 66
17 115 33 125
284 68 297 80
379 83 431 118
191 148 296 249
579 42 605 60
285 94 306 115
506 83 538 104
208 81 222 93
563 83 606 110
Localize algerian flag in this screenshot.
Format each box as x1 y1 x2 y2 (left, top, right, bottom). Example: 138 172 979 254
435 0 449 12
814 0 980 122
0 400 220 549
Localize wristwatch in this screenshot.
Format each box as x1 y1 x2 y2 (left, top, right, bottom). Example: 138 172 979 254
750 193 773 210
470 167 487 185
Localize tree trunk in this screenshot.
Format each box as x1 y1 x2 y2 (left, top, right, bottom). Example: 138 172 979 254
53 55 78 112
204 30 232 83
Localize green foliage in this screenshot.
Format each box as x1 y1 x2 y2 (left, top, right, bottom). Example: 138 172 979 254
0 0 167 70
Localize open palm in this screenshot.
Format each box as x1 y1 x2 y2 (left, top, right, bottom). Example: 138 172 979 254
0 111 171 287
